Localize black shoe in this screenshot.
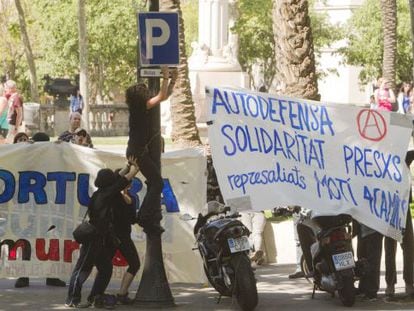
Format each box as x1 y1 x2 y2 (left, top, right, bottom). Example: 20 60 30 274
15 277 29 288
143 223 165 234
354 288 364 297
116 293 133 305
361 294 377 302
46 278 66 287
94 294 117 309
288 271 305 279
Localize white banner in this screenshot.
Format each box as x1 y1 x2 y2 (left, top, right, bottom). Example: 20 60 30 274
0 142 206 283
206 87 412 241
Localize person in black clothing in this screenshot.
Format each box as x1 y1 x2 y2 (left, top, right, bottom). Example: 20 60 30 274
112 171 140 304
65 157 139 308
125 66 177 233
356 225 383 300
357 150 414 300
384 150 414 297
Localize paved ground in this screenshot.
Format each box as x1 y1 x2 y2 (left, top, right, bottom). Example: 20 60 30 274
1 260 413 311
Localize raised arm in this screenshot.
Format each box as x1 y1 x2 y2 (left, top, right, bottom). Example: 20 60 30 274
146 66 175 110
166 68 178 97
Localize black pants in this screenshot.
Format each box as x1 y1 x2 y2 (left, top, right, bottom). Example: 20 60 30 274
66 238 114 305
136 152 163 225
384 208 414 287
357 231 383 298
118 235 140 276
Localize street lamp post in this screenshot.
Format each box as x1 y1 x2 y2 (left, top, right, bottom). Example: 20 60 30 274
134 0 175 308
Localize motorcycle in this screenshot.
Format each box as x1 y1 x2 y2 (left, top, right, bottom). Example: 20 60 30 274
181 201 258 311
298 211 357 307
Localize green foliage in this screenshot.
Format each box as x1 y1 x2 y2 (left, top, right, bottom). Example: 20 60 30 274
0 0 145 101
33 0 142 97
181 0 198 55
1 0 343 101
411 202 414 218
233 0 342 90
232 0 274 89
309 2 344 54
338 0 412 86
7 22 21 39
0 1 39 100
32 0 78 77
85 0 139 95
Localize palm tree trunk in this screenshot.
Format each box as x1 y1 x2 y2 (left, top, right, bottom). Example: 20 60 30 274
409 0 414 81
272 0 319 100
160 0 202 148
14 0 39 102
380 0 397 91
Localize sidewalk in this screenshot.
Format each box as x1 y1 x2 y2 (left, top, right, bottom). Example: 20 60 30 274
0 261 413 311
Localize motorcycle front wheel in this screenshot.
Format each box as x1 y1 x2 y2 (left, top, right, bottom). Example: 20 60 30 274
231 253 258 311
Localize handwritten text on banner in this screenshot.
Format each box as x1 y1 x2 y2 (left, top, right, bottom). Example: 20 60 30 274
206 87 412 241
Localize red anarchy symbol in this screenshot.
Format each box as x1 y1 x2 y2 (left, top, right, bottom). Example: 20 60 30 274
357 109 387 141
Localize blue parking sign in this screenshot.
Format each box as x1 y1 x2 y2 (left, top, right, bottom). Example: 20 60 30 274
138 12 180 66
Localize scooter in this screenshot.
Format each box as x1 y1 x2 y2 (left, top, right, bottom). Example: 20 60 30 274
298 212 357 307
181 201 258 311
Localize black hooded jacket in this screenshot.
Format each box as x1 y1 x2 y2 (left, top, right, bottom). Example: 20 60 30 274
88 170 129 239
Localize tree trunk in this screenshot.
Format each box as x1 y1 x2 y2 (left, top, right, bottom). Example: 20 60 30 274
380 0 397 91
14 0 39 103
409 0 414 81
272 0 319 100
160 0 202 148
78 0 90 130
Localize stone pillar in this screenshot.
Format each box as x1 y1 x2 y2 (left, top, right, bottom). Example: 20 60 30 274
54 99 70 137
200 0 228 57
187 0 249 138
191 0 239 70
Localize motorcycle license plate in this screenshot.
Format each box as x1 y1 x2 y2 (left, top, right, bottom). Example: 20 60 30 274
228 236 250 253
332 251 355 271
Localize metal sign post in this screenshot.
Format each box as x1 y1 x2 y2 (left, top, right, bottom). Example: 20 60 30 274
134 1 175 308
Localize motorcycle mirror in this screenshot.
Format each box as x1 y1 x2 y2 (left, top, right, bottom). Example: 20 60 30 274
47 225 56 232
179 213 194 221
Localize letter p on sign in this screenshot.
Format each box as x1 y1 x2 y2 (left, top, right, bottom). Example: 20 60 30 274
138 12 179 66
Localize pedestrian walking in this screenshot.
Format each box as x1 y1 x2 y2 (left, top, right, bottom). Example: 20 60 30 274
70 88 84 114
4 80 23 143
